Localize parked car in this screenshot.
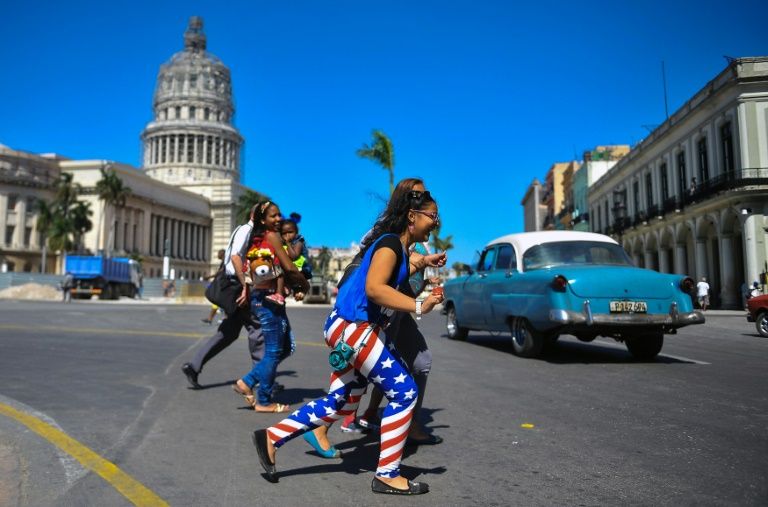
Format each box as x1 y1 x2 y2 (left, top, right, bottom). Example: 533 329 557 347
302 275 330 304
442 231 705 360
746 294 768 337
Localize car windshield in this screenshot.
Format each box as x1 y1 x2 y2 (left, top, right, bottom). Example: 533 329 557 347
522 241 633 271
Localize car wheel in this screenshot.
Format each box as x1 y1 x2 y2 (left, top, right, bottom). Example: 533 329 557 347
446 305 468 341
625 332 664 361
756 312 768 338
509 317 545 358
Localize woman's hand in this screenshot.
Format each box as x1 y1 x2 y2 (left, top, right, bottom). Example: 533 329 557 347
421 292 444 314
236 286 249 307
423 252 447 268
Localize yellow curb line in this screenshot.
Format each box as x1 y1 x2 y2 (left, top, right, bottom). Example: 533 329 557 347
0 324 327 347
0 403 168 506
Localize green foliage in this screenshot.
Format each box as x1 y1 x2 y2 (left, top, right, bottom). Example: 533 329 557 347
312 246 332 276
95 167 131 208
235 188 270 224
357 129 395 195
430 224 454 253
452 262 471 275
36 173 92 253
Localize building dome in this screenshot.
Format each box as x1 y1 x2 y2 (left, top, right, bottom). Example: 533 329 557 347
141 16 243 184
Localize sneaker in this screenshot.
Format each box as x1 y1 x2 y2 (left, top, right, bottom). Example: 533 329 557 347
340 414 368 433
201 318 212 324
358 413 381 430
181 362 201 389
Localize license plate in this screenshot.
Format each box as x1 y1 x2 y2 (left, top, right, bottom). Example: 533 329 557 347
609 301 647 313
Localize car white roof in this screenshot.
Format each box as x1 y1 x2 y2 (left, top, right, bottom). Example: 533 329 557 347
487 231 618 254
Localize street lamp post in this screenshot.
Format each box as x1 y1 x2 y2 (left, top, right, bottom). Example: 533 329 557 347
612 189 627 246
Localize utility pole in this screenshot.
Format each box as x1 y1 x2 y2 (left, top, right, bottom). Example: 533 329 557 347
662 61 670 121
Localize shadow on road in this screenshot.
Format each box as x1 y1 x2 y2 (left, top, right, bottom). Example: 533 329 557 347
455 333 700 365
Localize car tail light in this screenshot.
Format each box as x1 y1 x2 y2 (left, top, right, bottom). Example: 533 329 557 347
552 275 568 292
680 277 695 293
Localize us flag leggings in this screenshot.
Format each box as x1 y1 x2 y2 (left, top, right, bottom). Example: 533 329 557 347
266 312 418 478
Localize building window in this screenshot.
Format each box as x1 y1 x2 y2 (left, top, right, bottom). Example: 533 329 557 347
204 108 210 120
697 138 709 182
160 137 166 163
633 180 640 214
24 226 32 247
189 74 197 89
189 106 196 119
660 163 669 200
214 138 221 165
604 201 609 228
169 135 176 163
196 135 204 163
206 136 213 164
7 194 18 211
676 151 686 196
187 136 194 163
645 172 653 209
5 225 15 245
175 106 181 119
721 122 734 173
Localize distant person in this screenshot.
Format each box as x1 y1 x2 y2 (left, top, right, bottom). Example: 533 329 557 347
690 177 697 195
61 272 74 303
696 277 710 311
749 281 762 299
181 209 264 389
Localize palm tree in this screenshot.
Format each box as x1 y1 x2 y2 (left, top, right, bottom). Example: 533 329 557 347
71 201 93 253
34 198 54 272
235 188 270 224
356 129 395 195
95 166 131 256
313 247 332 278
430 224 454 253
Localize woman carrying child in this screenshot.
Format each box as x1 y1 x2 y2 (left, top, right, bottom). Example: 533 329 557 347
233 200 309 413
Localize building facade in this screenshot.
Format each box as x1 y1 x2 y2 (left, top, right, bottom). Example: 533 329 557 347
0 145 61 273
140 17 246 269
588 57 768 308
521 178 548 232
571 145 629 231
542 162 577 229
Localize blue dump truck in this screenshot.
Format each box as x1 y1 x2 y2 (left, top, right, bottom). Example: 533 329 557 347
64 256 141 300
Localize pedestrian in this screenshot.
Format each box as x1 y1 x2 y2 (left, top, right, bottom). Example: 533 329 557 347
180 207 264 389
231 200 309 412
253 190 444 495
61 272 74 303
202 249 226 324
749 281 762 299
696 276 710 311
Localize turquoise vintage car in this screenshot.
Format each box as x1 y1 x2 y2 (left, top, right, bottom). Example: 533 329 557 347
443 231 704 360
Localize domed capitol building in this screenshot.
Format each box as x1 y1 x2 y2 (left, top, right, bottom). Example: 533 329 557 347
0 17 253 278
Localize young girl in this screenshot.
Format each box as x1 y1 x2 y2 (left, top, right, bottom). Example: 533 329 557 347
232 200 309 413
253 191 444 495
281 214 312 299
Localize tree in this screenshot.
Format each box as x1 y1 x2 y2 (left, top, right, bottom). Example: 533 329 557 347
430 224 454 253
356 129 395 195
235 188 270 224
452 262 471 276
95 166 131 256
70 201 93 253
35 174 93 266
312 247 332 277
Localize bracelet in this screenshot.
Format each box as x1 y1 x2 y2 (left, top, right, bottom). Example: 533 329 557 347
415 300 423 320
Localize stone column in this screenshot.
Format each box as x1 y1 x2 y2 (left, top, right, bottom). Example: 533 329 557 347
0 194 8 247
719 234 738 308
170 219 177 258
643 251 655 271
694 239 708 281
16 198 27 246
674 243 687 275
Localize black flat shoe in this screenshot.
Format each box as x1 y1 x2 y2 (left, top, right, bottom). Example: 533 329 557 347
252 430 278 483
406 434 443 446
371 477 429 495
181 363 201 389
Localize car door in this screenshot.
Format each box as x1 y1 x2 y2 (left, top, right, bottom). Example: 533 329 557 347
483 243 517 330
461 246 496 327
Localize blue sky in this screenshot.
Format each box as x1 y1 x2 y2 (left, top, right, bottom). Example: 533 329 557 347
1 1 766 263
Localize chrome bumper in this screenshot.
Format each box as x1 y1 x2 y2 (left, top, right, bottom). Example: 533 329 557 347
549 301 705 328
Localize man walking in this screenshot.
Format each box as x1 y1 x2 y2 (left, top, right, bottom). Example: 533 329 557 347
181 206 263 389
61 272 74 303
696 276 710 311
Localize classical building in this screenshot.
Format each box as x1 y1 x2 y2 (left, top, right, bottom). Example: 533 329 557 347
0 145 61 273
588 57 768 308
571 145 630 231
140 17 246 269
543 161 579 230
62 160 212 279
521 178 548 232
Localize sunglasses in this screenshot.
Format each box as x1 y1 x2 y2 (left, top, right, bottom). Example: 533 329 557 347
411 209 439 223
408 190 432 201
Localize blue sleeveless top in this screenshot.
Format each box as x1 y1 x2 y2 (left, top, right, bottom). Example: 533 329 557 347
335 234 409 323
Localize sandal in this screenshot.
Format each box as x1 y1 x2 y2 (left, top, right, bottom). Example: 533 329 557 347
254 403 290 413
232 382 256 408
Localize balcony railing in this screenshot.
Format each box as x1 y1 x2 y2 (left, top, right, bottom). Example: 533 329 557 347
684 168 768 204
662 196 684 214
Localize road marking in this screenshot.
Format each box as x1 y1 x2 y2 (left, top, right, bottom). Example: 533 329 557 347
521 423 535 429
0 403 168 507
0 324 327 347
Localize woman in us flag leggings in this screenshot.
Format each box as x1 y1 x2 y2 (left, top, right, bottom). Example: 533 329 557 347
253 190 445 495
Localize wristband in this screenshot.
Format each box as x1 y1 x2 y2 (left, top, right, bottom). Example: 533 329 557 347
415 300 422 320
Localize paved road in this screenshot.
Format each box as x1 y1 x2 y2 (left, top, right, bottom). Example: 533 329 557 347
0 299 766 506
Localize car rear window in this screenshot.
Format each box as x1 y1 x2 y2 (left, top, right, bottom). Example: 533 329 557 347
522 241 632 271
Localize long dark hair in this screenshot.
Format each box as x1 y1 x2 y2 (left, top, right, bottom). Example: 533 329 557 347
362 190 436 249
251 200 278 236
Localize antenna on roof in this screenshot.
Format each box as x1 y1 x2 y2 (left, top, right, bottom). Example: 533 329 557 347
661 60 669 121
